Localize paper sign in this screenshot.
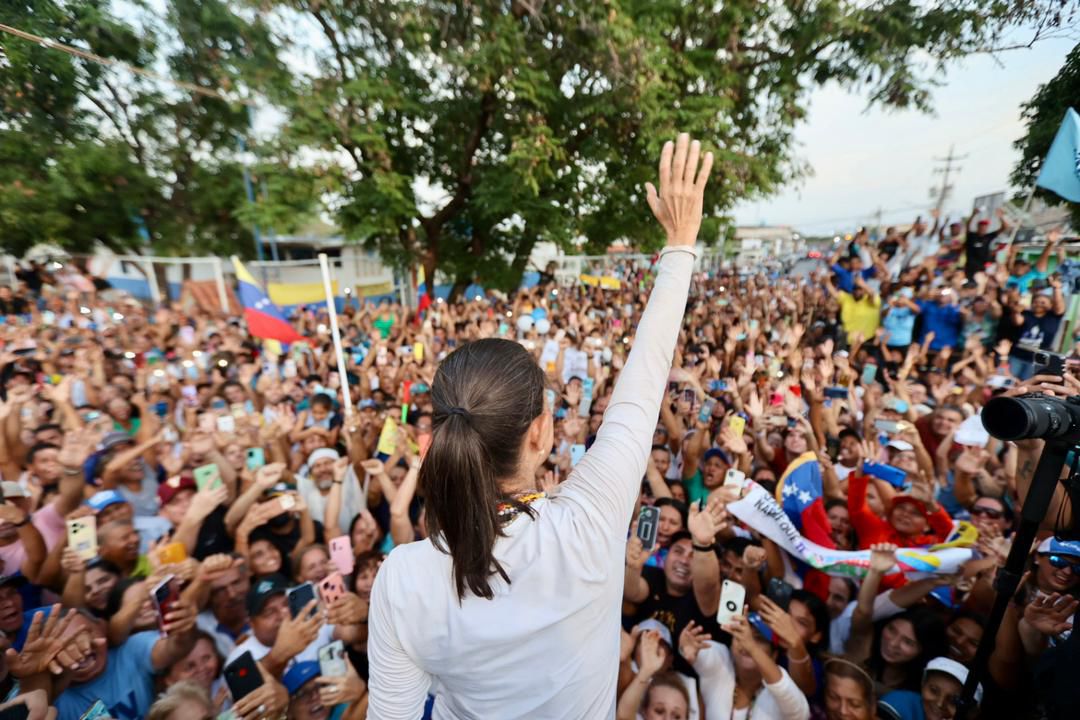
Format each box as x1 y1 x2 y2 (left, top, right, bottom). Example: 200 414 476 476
377 417 398 456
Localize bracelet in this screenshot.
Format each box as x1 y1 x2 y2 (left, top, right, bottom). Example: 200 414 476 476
692 542 714 552
658 246 701 261
789 651 812 664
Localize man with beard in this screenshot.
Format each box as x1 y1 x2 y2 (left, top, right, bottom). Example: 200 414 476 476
52 604 199 720
297 448 363 532
196 555 251 659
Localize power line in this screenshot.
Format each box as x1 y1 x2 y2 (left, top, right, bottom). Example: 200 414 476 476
0 22 258 107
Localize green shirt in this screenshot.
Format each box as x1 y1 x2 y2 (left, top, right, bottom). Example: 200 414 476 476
373 315 394 339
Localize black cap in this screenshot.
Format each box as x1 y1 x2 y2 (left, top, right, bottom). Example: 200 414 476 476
246 573 289 617
0 574 27 590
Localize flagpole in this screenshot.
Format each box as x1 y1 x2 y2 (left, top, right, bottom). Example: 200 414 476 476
318 253 353 421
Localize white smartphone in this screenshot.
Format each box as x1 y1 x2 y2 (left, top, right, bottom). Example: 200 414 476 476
723 469 746 488
717 579 746 627
216 415 236 433
318 639 348 678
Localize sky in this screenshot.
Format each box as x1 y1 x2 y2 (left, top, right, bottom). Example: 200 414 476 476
732 38 1077 237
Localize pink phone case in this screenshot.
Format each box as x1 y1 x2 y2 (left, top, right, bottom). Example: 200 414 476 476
329 536 354 576
318 573 347 606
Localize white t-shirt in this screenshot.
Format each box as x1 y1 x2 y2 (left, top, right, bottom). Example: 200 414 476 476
225 622 336 674
297 466 364 531
367 249 696 720
561 347 590 385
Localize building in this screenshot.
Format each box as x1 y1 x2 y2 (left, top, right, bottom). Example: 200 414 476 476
732 226 802 265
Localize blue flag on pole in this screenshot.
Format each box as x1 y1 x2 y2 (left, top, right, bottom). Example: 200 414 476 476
1035 107 1080 203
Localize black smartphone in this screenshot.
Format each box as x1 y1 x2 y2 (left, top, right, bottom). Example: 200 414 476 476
0 704 29 720
682 388 695 404
637 506 661 552
766 577 794 611
287 582 318 619
823 386 849 399
224 650 263 702
668 381 678 394
826 436 841 462
1034 350 1066 377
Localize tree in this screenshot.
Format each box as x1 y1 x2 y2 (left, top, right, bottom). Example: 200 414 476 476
1012 42 1080 228
0 0 316 263
263 0 1072 298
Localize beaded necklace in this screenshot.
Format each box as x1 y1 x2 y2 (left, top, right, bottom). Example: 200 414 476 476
497 492 546 524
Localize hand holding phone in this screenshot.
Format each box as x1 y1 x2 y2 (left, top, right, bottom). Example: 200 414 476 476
637 506 660 552
67 517 98 561
224 651 264 702
287 582 318 618
317 573 347 608
318 639 349 678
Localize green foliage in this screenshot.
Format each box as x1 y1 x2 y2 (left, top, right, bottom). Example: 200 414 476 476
262 0 1060 293
1012 42 1080 228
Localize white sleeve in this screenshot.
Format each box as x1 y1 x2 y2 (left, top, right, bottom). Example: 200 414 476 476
366 561 432 720
874 591 905 620
765 670 811 720
557 249 695 537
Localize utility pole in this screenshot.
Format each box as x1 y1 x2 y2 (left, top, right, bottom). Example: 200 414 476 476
931 145 967 213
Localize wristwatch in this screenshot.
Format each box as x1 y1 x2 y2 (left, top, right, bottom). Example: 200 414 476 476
692 542 714 552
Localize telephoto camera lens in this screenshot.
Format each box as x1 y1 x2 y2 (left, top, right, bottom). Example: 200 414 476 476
982 394 1080 442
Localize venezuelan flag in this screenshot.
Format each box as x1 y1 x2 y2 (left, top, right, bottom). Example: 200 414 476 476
775 451 836 601
232 258 306 345
417 265 431 312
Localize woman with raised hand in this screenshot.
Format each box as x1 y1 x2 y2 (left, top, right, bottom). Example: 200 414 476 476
368 134 713 719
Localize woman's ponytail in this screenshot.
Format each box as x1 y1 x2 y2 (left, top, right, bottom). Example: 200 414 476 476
420 338 545 601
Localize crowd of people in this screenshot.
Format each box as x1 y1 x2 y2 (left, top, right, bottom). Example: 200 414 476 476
0 194 1075 720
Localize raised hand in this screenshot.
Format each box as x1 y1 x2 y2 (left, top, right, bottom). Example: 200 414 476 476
637 630 667 676
625 535 650 571
757 597 803 651
645 133 714 247
688 498 729 547
1024 592 1079 636
678 620 710 664
868 542 898 574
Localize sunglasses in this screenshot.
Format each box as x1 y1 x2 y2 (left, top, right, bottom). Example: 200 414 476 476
1045 554 1080 575
970 506 1004 520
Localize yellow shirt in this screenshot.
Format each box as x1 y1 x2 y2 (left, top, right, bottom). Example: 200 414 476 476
838 291 881 339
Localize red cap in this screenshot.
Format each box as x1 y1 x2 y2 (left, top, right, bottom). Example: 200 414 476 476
158 474 196 506
891 495 929 517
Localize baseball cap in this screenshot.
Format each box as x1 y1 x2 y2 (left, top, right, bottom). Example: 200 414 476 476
891 495 930 518
358 398 378 410
1037 537 1080 558
635 618 673 647
703 448 731 466
246 573 289 617
283 661 321 694
157 474 196 507
307 448 339 467
86 490 128 513
99 431 134 452
886 439 914 453
924 656 982 703
1 482 29 499
0 574 27 590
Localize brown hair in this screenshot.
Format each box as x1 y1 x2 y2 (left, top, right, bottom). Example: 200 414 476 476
645 672 690 712
421 338 545 601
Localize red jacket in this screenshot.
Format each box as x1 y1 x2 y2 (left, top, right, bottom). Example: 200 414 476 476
847 473 954 548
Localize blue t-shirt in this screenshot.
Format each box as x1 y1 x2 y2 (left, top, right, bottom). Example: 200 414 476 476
878 689 925 720
56 631 159 720
882 305 917 347
1005 269 1047 293
831 264 876 293
916 301 962 350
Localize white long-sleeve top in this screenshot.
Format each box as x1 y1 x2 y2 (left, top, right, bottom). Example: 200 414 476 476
693 641 810 720
367 248 697 719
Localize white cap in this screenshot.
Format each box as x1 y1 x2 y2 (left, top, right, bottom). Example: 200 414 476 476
886 439 914 452
635 619 673 648
924 657 981 703
0 482 28 499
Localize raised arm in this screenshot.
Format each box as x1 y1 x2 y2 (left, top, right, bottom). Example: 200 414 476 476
558 135 711 536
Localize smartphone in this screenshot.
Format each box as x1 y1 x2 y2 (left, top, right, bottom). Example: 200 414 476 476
318 639 349 678
150 574 179 634
569 443 586 467
193 463 221 491
278 494 296 513
224 651 263 703
724 469 746 488
637 506 660 552
77 699 110 720
873 418 901 434
413 342 424 362
245 447 265 472
181 385 198 407
156 542 187 566
824 386 849 399
216 415 236 433
317 572 347 607
0 702 30 720
578 378 595 418
698 397 716 424
179 326 196 346
1034 350 1066 377
287 582 318 618
544 388 557 413
863 461 908 488
717 579 747 627
197 413 216 433
668 381 678 394
766 577 795 611
67 517 98 561
682 388 695 404
153 401 169 418
708 379 727 392
826 436 841 462
329 536 354 576
861 364 878 386
728 415 746 437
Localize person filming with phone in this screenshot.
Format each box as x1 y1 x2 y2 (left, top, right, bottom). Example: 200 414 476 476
366 134 714 718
